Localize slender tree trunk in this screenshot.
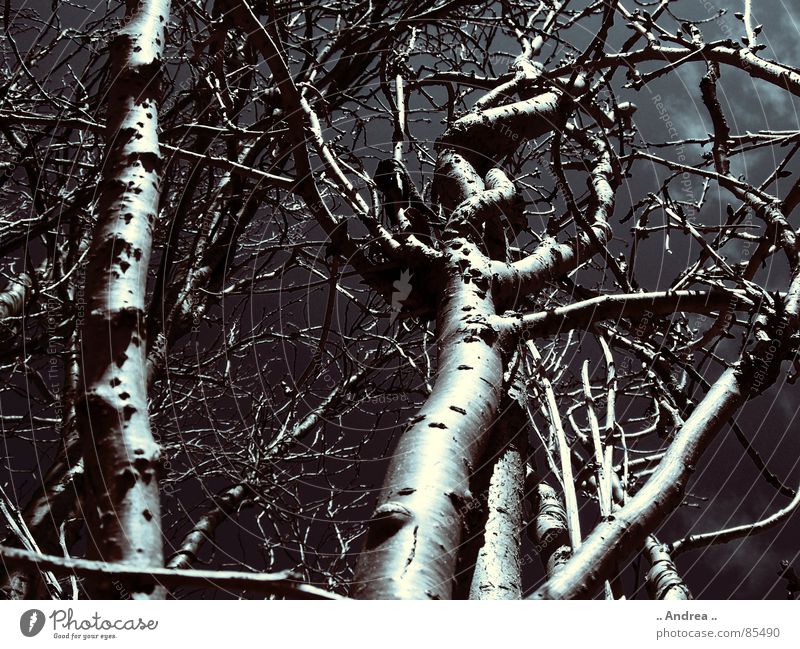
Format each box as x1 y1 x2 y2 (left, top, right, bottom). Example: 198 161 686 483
468 403 526 600
529 482 572 577
75 0 171 599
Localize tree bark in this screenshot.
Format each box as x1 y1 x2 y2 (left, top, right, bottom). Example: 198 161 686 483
468 403 526 600
75 0 171 599
0 272 32 321
529 482 572 578
645 536 691 600
352 242 508 599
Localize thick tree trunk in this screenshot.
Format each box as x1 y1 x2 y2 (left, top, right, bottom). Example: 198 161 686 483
352 82 596 600
75 0 170 599
352 242 508 599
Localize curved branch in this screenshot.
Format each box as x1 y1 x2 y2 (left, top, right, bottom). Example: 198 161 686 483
0 545 343 600
493 130 617 303
670 481 800 557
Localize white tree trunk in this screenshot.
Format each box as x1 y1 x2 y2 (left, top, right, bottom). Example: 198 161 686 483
76 0 171 599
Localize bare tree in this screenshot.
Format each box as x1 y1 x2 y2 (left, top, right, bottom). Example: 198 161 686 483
1 0 799 600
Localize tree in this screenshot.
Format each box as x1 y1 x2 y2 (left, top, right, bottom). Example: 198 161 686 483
1 0 799 600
